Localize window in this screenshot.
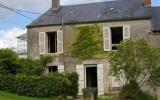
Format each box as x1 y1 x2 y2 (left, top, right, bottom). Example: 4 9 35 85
48 66 58 73
111 27 123 50
103 26 130 51
47 32 57 53
39 31 63 54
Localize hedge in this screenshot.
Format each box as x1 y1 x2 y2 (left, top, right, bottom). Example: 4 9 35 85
0 72 78 97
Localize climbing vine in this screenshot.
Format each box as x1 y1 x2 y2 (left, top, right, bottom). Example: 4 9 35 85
71 24 105 60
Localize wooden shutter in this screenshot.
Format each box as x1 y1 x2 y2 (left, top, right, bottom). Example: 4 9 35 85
57 30 63 53
39 32 46 54
76 65 85 95
97 64 104 95
103 27 111 51
58 65 64 73
123 26 130 39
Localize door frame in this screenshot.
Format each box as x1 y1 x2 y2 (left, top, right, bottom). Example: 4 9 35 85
84 64 97 88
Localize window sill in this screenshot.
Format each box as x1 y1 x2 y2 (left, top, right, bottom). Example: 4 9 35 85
47 53 62 57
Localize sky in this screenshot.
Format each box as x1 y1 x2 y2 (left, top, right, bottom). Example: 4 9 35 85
0 0 159 49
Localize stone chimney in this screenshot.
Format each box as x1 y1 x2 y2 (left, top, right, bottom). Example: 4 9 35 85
144 0 151 6
52 0 60 10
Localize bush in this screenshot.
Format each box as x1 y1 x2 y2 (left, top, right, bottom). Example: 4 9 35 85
119 81 156 100
82 88 98 100
17 58 43 76
40 54 54 66
0 49 20 75
66 72 79 97
0 72 78 97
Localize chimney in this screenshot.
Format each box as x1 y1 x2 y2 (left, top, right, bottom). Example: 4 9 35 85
144 0 151 6
52 0 60 10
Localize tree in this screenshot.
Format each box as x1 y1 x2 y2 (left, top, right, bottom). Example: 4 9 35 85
0 49 20 75
108 39 160 99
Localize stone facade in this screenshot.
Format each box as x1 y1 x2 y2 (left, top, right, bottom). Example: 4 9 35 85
27 19 160 95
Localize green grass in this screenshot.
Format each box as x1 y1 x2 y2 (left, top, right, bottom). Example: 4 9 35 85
98 94 118 100
0 91 57 100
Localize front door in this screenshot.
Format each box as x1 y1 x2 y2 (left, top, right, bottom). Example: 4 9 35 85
86 65 97 88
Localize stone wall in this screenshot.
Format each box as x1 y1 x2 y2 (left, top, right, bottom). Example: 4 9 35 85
27 19 160 94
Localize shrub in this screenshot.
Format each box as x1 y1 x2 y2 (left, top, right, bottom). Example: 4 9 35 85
65 72 79 97
0 72 78 97
18 58 43 76
0 49 20 75
82 88 98 100
119 81 156 100
40 54 54 66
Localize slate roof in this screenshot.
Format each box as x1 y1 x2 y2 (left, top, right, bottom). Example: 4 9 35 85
151 7 160 32
27 0 151 27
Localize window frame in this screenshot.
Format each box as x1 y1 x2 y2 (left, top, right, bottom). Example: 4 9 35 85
45 30 63 54
48 66 58 73
47 31 58 54
103 25 130 51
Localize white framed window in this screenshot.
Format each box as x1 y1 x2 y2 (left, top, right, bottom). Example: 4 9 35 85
48 65 64 73
103 26 130 51
48 66 58 73
39 30 63 54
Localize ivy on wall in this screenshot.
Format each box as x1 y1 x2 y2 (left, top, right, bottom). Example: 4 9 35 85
71 24 105 60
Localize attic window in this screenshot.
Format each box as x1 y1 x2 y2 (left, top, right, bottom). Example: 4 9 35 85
47 32 57 53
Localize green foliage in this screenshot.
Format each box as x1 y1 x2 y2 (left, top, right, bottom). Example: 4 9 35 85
71 25 103 60
119 81 156 100
109 39 160 85
109 39 160 100
65 72 79 97
82 88 98 100
17 54 54 76
40 54 55 66
0 72 79 97
0 91 54 100
0 49 20 75
17 58 43 76
149 48 160 86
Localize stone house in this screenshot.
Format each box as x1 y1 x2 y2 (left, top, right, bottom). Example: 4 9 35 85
27 0 160 95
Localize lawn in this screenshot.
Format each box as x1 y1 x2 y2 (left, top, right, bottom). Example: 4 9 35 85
0 91 54 100
98 94 118 100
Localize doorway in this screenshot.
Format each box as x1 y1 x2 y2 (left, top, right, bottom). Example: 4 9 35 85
85 65 97 88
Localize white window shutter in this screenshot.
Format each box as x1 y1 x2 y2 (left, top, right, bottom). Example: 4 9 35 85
76 65 85 95
57 30 63 53
97 64 104 95
58 65 64 73
103 27 111 51
39 32 46 54
123 26 130 39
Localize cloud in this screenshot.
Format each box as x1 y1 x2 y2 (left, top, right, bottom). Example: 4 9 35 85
61 0 107 5
0 0 51 19
0 0 114 49
0 27 26 49
0 0 112 19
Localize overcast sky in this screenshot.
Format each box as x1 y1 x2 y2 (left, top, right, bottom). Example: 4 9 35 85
0 0 159 49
